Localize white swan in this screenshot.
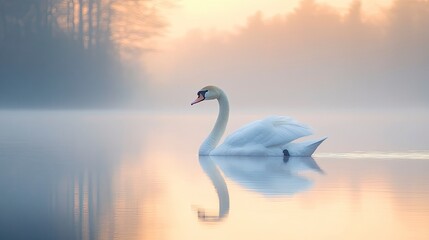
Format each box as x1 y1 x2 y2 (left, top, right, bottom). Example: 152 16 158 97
191 86 326 156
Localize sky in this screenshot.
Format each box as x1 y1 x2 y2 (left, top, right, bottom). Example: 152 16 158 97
142 0 429 111
166 0 393 37
2 0 427 110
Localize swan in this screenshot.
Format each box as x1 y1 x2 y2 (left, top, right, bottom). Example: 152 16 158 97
191 86 326 156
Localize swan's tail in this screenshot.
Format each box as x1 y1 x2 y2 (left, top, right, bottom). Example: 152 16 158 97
283 137 327 157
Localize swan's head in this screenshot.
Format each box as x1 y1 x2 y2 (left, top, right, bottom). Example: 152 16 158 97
191 86 221 105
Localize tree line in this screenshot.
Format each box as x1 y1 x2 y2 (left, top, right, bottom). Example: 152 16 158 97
151 0 429 109
0 0 165 108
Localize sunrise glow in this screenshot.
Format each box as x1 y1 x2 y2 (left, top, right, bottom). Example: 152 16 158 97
166 0 394 37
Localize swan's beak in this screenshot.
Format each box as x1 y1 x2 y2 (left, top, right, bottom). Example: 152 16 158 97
191 95 205 105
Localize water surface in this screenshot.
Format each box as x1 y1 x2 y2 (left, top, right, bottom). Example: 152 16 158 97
0 110 428 240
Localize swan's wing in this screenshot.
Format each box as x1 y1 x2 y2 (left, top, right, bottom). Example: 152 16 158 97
222 116 312 148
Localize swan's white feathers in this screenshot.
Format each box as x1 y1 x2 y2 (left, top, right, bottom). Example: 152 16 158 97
283 137 327 156
210 116 313 156
194 85 326 156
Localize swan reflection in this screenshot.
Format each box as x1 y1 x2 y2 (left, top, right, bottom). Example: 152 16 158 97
214 156 323 196
197 155 323 221
197 156 230 222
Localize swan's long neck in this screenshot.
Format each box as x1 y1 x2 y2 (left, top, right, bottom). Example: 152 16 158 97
199 91 229 155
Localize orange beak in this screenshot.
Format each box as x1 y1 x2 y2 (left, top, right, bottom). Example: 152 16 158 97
191 95 205 105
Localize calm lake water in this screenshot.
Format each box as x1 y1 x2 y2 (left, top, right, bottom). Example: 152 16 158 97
0 110 428 240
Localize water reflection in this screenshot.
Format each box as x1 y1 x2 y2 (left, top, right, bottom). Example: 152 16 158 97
197 156 230 222
0 141 119 240
0 111 145 240
198 155 323 221
214 156 323 196
2 112 429 240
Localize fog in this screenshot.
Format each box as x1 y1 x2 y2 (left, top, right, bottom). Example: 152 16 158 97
146 0 429 111
0 0 166 108
1 0 428 111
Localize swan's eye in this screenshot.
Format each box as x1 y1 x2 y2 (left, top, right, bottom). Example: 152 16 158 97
197 90 208 98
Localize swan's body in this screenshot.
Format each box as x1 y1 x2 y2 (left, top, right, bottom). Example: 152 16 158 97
192 86 326 156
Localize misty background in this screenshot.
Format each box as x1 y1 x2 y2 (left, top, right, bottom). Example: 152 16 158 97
0 0 428 110
0 0 168 108
147 0 429 111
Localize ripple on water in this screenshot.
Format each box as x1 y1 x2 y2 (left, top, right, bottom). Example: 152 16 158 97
315 151 429 160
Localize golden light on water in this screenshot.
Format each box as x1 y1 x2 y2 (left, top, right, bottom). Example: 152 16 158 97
1 0 429 238
73 115 429 240
2 112 429 239
100 151 429 240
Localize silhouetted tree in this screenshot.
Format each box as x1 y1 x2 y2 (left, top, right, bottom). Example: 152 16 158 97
0 0 167 107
